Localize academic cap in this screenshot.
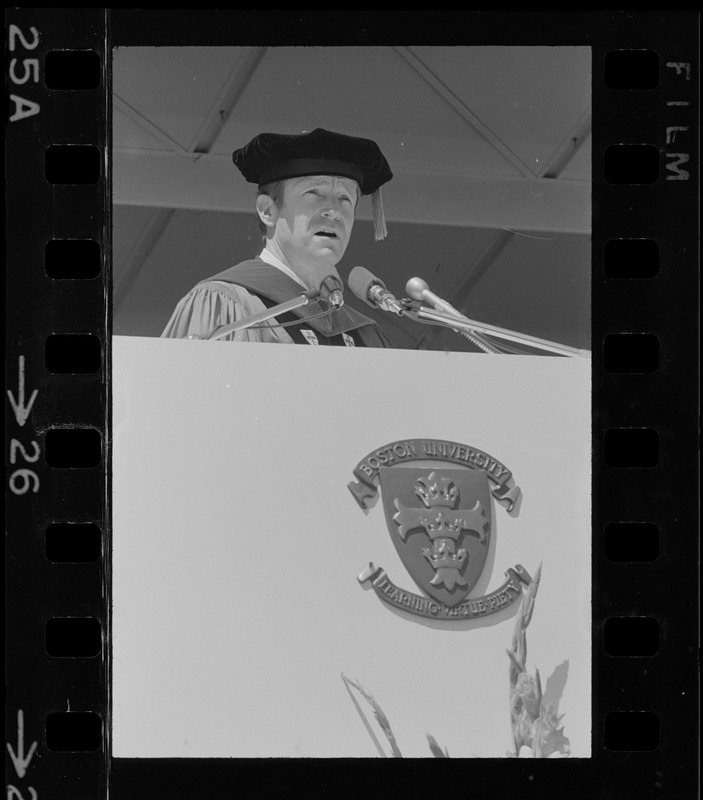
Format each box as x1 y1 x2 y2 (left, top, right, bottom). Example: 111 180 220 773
232 128 393 240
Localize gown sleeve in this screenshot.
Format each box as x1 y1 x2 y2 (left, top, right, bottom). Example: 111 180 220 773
160 281 293 344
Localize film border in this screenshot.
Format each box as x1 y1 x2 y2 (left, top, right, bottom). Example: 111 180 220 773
4 9 699 799
6 7 109 800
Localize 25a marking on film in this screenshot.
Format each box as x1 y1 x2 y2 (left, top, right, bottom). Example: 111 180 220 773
7 24 41 123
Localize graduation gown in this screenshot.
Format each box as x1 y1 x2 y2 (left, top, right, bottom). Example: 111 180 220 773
161 258 393 348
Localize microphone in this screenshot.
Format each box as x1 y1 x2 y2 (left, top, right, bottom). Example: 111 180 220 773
348 266 404 315
318 274 344 310
405 277 463 317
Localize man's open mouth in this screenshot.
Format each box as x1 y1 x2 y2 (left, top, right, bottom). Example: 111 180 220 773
315 230 338 238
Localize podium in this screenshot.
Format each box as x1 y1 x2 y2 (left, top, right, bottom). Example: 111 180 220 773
112 336 591 757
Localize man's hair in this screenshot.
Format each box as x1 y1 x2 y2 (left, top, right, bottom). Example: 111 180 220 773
256 180 286 237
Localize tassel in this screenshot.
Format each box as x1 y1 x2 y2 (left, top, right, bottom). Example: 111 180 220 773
371 187 388 241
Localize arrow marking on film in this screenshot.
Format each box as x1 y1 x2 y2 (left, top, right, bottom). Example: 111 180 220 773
6 710 38 779
7 356 38 428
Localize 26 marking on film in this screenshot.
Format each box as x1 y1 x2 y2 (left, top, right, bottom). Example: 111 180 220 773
7 355 40 496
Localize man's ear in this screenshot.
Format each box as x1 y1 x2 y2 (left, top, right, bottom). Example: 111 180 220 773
256 194 278 230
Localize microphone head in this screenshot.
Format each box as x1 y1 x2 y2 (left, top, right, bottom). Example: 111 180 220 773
405 277 429 301
317 274 344 309
348 266 386 306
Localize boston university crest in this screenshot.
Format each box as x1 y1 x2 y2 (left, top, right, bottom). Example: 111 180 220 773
348 439 532 621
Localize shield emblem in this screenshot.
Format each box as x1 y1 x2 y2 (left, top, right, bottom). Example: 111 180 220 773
379 466 492 607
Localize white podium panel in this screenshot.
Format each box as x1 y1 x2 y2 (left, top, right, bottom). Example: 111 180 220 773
112 336 591 758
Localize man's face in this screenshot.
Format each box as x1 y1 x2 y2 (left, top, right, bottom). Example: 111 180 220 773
270 175 358 282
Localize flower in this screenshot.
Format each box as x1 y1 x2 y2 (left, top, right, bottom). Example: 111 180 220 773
513 671 542 719
530 705 571 758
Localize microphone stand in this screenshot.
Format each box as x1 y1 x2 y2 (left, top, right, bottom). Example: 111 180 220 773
402 301 591 358
203 290 319 341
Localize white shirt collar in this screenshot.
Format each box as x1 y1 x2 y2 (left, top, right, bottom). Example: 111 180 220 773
259 247 307 288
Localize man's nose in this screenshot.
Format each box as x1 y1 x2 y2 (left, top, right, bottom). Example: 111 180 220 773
321 205 340 219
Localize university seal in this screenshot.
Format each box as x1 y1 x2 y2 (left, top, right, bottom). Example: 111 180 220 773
348 439 531 621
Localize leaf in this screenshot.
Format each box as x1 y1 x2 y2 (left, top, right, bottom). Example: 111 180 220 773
341 673 403 758
427 733 449 758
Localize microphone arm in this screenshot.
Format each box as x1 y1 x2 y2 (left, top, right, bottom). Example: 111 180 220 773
403 277 503 353
199 274 344 342
403 301 590 358
204 291 318 341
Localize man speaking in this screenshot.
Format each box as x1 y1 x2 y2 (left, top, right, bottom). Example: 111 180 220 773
161 128 394 347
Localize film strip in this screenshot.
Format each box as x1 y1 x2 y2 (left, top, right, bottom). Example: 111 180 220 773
5 10 698 798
